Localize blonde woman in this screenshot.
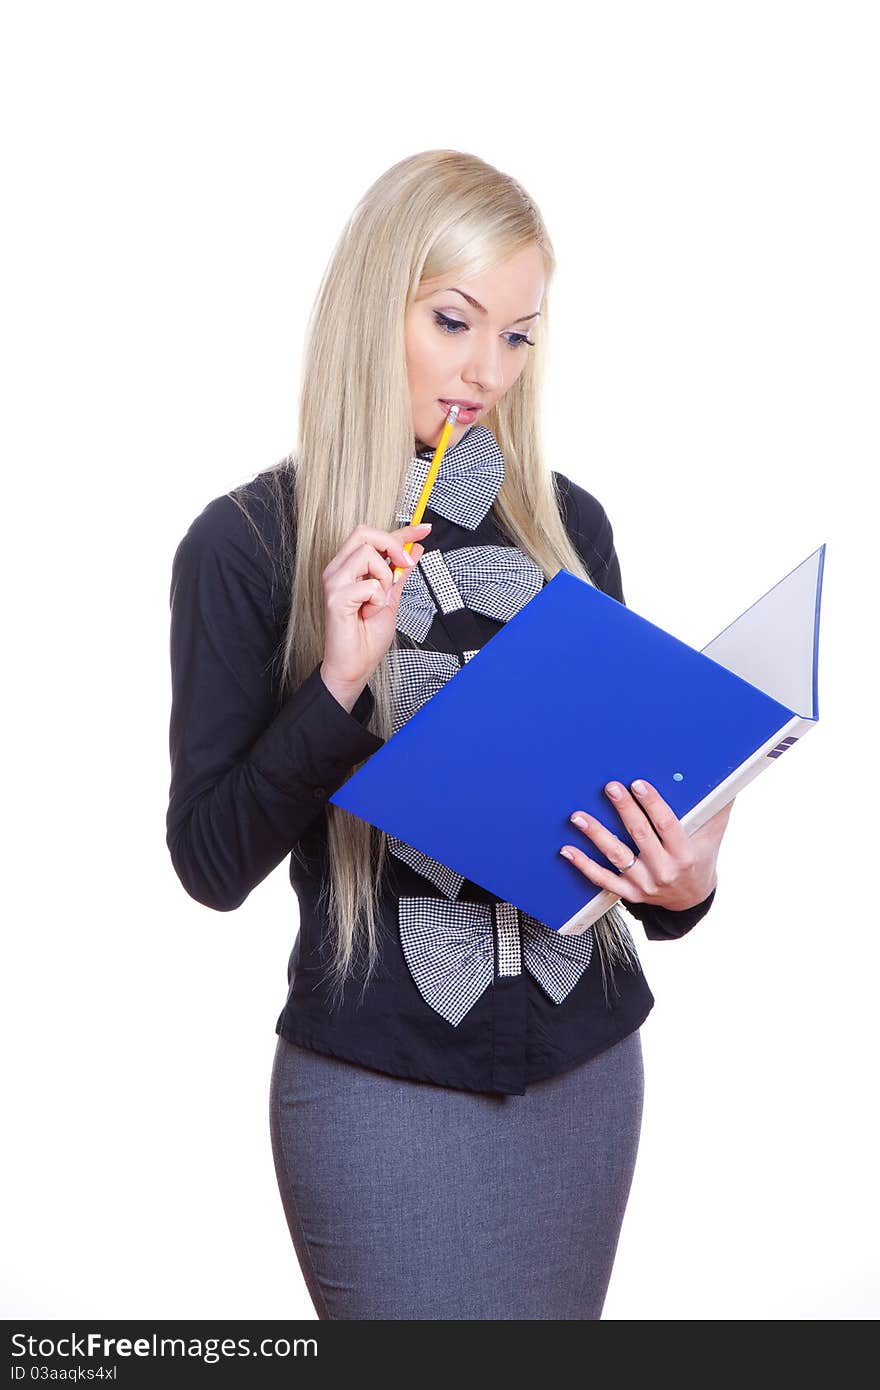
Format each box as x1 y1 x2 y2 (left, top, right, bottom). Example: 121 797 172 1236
166 150 732 1320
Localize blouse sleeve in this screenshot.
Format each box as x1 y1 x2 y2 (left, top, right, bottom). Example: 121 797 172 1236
166 493 385 911
553 472 718 941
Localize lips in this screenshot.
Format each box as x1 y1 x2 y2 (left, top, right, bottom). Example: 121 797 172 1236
439 399 484 416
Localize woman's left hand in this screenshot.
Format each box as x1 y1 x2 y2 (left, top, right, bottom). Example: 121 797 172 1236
560 779 735 912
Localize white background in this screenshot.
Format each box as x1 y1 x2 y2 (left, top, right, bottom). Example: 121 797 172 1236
3 0 877 1321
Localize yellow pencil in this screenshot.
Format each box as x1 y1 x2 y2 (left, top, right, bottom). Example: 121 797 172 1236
392 403 460 581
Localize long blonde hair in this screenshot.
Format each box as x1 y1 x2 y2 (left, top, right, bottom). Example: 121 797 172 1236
230 149 640 1010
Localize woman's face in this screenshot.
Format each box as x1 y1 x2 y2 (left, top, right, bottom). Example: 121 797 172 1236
404 244 545 450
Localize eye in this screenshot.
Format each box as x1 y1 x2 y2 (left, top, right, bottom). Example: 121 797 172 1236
432 310 534 350
433 310 467 335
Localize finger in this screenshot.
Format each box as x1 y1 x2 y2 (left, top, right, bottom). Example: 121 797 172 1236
609 779 692 868
373 557 422 610
333 545 398 602
350 542 426 617
329 540 417 602
709 799 735 830
325 523 431 580
558 842 639 902
627 778 697 863
337 576 395 615
392 522 434 539
387 526 431 570
384 566 411 608
330 532 424 586
692 799 735 848
583 780 665 884
567 810 640 877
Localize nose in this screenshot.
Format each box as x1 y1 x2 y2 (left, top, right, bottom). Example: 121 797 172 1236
461 336 505 397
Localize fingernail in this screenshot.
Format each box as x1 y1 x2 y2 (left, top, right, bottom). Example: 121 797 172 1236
632 780 647 795
606 783 622 799
560 847 574 861
570 814 588 830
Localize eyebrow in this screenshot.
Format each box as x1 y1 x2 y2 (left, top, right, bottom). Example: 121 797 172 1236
439 287 541 324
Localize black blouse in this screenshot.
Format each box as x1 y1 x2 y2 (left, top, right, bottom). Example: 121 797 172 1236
166 434 716 1096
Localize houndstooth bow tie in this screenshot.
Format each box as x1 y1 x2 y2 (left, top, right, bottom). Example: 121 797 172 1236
396 423 505 531
398 898 595 1026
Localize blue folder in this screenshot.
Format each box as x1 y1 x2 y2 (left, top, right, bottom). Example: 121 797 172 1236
330 545 825 935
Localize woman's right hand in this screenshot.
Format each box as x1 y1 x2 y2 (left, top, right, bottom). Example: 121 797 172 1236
319 521 432 703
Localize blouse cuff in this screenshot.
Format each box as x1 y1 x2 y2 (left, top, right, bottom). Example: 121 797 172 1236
248 663 385 803
627 883 717 941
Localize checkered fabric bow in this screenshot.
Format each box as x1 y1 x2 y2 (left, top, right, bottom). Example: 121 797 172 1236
396 423 507 532
396 543 545 644
397 898 595 1026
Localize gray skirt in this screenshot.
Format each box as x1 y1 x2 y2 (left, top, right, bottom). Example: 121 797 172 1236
269 1029 644 1320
